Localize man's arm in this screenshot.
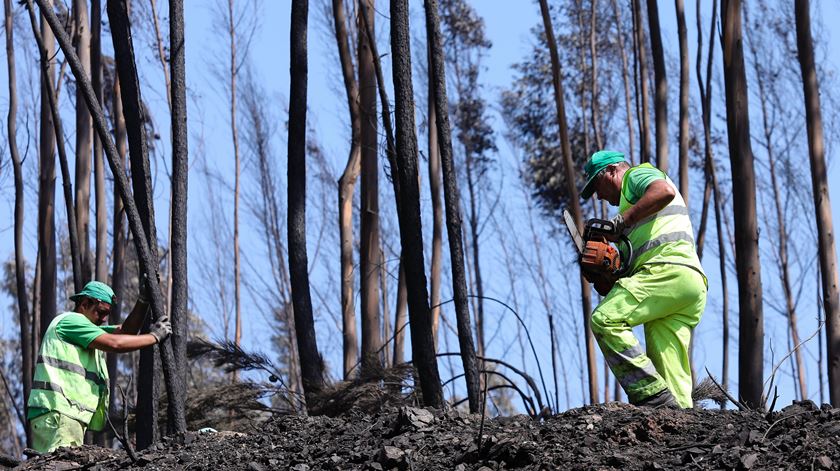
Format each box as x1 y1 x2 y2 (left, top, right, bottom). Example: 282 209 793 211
621 179 676 227
89 332 158 353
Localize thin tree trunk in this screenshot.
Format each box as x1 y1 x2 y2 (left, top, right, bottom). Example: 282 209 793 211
227 0 243 381
149 0 171 108
107 74 127 447
288 0 326 405
26 0 83 294
380 248 391 368
92 0 107 284
696 0 727 394
427 43 443 348
359 0 382 373
675 0 689 205
611 0 635 164
424 0 480 413
631 0 652 164
746 18 807 400
794 0 840 406
538 0 598 405
589 0 603 150
645 0 668 172
74 0 93 282
331 0 361 379
36 0 57 338
390 0 444 408
721 0 763 409
393 263 408 366
5 0 32 447
169 0 189 413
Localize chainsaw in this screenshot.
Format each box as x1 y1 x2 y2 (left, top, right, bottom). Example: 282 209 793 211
563 209 633 280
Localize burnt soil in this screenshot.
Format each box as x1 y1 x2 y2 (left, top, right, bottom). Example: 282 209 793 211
11 400 840 470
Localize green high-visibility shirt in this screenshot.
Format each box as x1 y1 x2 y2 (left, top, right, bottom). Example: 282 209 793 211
622 165 666 204
27 314 116 420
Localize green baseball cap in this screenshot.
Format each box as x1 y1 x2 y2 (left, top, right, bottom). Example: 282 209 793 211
70 281 116 305
580 150 627 199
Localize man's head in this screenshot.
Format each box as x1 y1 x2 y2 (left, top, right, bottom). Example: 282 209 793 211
580 150 630 206
70 281 115 325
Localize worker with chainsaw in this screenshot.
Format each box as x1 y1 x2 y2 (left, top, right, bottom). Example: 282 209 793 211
27 279 171 452
578 150 707 408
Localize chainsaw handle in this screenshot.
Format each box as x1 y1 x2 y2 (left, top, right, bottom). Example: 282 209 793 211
613 235 633 277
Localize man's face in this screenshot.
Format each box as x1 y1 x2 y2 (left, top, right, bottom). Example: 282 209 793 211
80 298 112 325
593 165 621 206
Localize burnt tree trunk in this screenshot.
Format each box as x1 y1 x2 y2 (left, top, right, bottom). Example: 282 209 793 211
424 0 480 413
5 0 32 447
390 0 444 408
169 0 190 411
675 0 689 204
287 0 326 405
720 0 763 408
427 43 443 347
611 0 636 164
92 0 107 284
645 0 668 172
631 0 652 164
36 0 56 338
794 0 840 406
538 0 598 405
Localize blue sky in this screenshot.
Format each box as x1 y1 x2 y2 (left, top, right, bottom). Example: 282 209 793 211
1 0 839 413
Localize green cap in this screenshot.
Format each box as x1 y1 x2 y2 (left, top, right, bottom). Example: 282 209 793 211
580 150 627 199
70 281 116 305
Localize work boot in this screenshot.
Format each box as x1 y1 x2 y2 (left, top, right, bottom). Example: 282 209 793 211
635 389 678 408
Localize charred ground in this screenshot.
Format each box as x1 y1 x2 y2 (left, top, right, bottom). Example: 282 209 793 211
9 400 840 470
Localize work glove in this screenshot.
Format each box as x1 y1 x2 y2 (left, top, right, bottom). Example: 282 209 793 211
605 213 626 242
150 315 172 343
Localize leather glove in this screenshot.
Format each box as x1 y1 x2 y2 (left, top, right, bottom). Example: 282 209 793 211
594 275 617 296
150 316 172 343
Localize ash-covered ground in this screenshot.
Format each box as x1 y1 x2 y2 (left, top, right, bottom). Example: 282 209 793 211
11 400 840 470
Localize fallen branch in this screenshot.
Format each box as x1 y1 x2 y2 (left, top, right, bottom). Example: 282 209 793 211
704 367 746 411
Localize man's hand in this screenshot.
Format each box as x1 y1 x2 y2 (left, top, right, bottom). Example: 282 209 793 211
150 316 172 343
605 213 625 241
582 268 617 296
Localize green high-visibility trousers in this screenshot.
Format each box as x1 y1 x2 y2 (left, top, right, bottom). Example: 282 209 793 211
31 410 86 453
590 263 706 408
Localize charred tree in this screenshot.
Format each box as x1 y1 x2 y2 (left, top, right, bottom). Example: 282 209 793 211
92 0 107 284
5 0 32 447
610 0 635 163
169 0 190 408
645 0 668 172
631 0 651 164
36 0 57 338
425 0 481 413
427 44 443 346
287 0 326 405
675 0 689 204
390 0 444 408
538 0 598 404
794 0 840 406
720 0 763 408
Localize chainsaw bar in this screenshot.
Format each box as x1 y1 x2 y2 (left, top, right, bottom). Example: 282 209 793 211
563 209 584 255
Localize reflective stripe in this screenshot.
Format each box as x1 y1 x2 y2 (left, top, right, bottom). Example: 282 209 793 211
38 355 107 388
618 362 662 388
604 343 645 370
32 381 97 413
635 231 695 256
625 205 690 234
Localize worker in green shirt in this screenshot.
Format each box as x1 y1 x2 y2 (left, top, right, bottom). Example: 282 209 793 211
27 280 171 453
579 150 707 408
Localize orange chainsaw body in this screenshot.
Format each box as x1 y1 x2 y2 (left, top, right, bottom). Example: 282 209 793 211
581 237 621 274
